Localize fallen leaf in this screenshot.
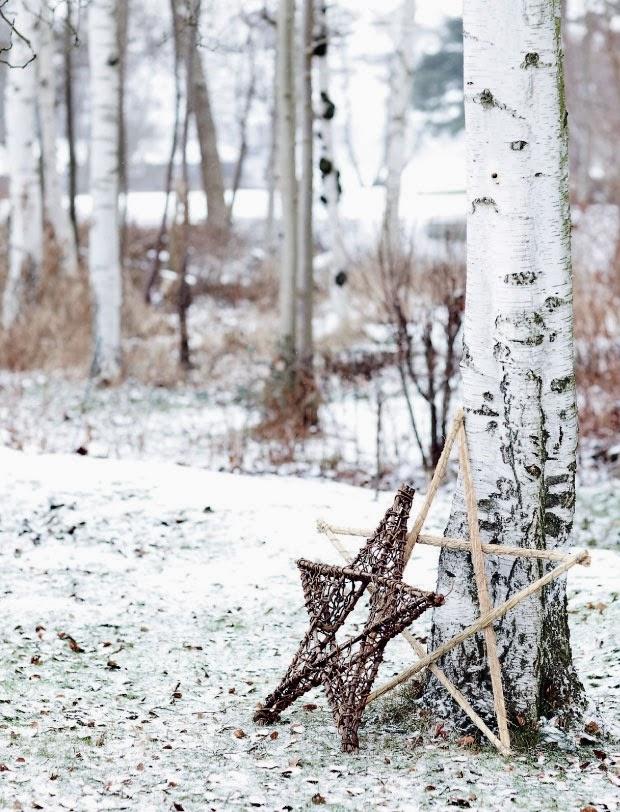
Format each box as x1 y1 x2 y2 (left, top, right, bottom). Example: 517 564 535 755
269 731 278 740
106 660 120 670
311 794 326 805
585 721 600 735
58 632 84 653
303 703 317 712
457 735 476 748
233 728 246 739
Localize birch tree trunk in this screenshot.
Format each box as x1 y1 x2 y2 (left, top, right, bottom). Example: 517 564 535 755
88 0 122 382
277 0 298 367
316 1 348 322
297 0 314 367
382 0 416 255
64 0 79 249
192 49 229 233
36 1 78 277
429 0 583 730
2 2 43 329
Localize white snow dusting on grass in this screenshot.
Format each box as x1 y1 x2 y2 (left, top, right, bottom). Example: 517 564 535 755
0 448 618 811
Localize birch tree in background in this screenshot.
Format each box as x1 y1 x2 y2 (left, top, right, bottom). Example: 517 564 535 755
382 0 416 254
430 0 583 727
2 2 43 329
315 2 347 318
297 0 314 370
36 1 78 277
88 0 122 382
277 0 298 370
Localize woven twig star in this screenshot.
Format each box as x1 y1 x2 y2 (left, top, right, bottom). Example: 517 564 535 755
254 485 444 752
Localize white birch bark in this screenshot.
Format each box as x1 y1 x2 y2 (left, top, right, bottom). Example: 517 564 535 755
88 0 122 382
316 1 347 323
277 0 298 363
297 0 313 365
382 0 416 254
2 1 43 329
36 1 78 276
430 0 582 726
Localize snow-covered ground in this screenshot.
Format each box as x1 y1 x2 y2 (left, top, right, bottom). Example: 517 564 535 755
0 447 618 811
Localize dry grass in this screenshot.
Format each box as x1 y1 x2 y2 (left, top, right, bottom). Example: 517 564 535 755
0 233 92 374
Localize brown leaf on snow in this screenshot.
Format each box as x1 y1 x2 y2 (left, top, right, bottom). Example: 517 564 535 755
136 763 145 772
0 764 11 772
106 660 121 671
580 806 598 812
302 703 318 712
584 720 600 735
233 728 246 739
585 601 607 614
173 804 185 811
269 731 278 740
311 793 326 805
57 632 85 653
457 735 476 748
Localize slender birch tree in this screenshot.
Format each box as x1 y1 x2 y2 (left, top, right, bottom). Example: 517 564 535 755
2 1 43 329
297 0 314 369
277 0 298 369
315 2 347 318
382 0 416 254
36 1 78 277
88 0 122 382
429 0 583 728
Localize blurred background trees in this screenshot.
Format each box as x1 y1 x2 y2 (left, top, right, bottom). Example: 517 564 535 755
0 0 616 483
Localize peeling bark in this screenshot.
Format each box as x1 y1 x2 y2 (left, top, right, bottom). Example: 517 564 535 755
428 0 584 730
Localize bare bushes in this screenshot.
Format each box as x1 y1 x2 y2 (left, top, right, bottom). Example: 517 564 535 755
371 233 465 471
574 256 620 454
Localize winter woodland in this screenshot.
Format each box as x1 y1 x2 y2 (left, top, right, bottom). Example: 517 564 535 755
0 0 618 809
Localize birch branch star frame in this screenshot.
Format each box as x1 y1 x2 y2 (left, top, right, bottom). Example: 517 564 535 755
317 408 590 756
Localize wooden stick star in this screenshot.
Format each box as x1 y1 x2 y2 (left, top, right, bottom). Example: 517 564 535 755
318 408 590 756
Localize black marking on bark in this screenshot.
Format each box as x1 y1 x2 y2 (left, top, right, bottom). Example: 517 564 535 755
320 91 335 120
504 270 537 285
546 473 569 487
514 334 544 346
483 391 494 402
550 375 574 393
462 341 473 367
334 270 347 287
319 157 333 177
478 498 493 512
473 404 499 417
543 512 563 538
510 140 528 151
471 196 498 213
107 55 120 67
525 465 541 478
320 194 328 206
521 52 540 68
478 88 495 107
486 420 498 433
545 295 564 311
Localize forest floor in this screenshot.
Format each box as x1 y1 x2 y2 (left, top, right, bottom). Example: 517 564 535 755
0 445 618 811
